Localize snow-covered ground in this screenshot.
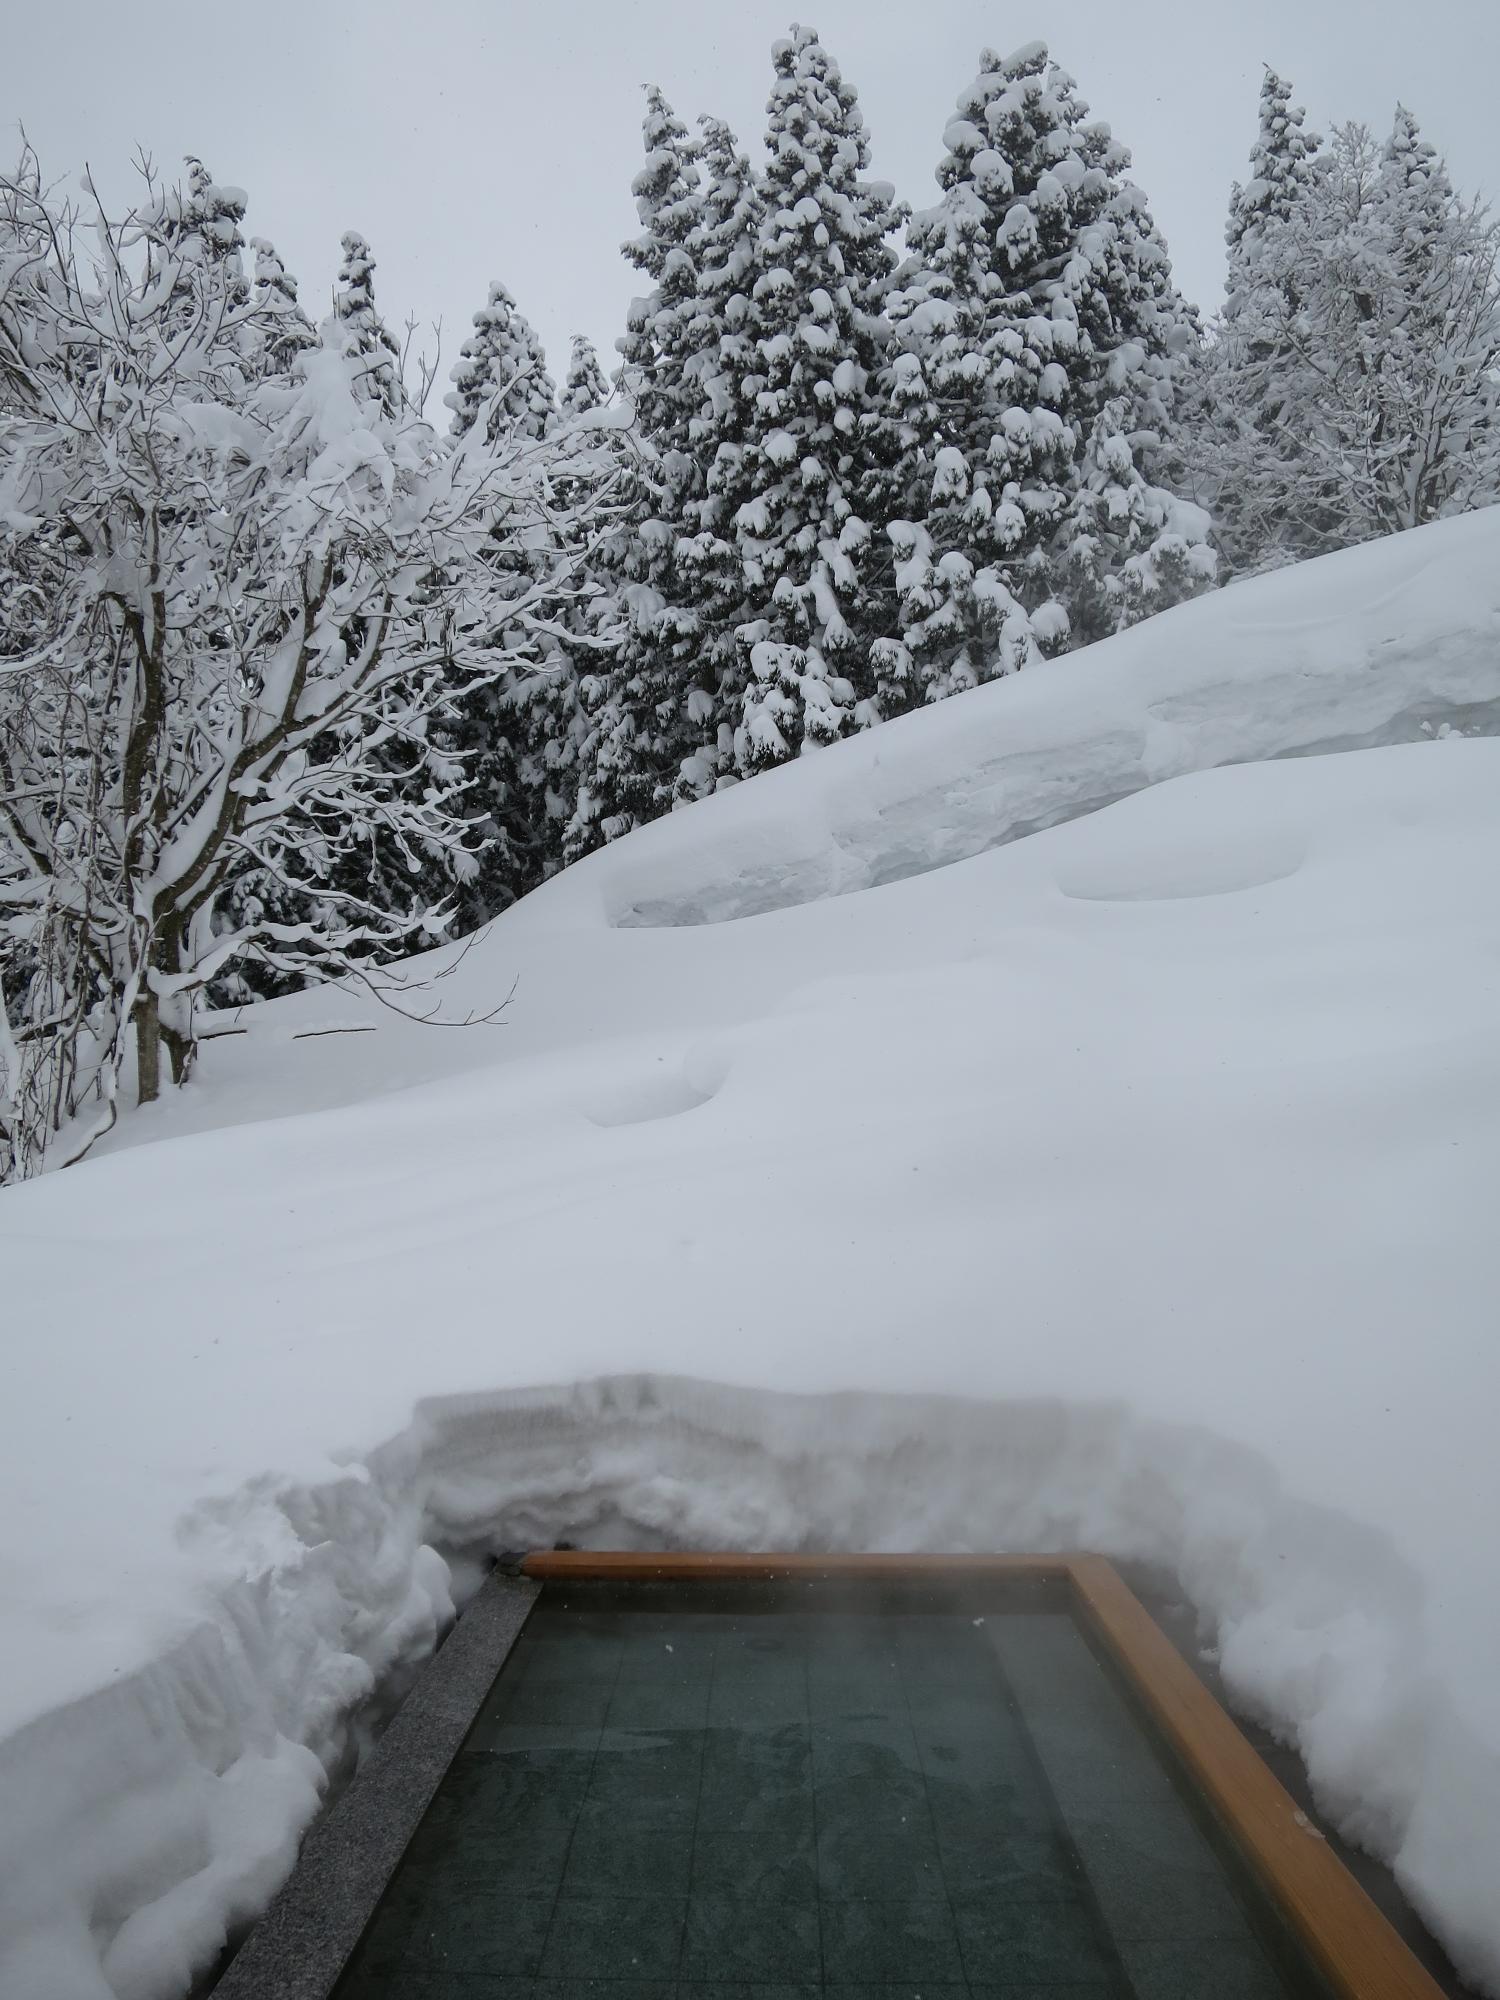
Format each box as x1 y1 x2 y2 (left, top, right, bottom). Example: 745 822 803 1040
3 508 1499 2000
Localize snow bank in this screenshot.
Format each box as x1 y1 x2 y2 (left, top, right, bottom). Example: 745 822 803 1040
598 503 1500 927
2 512 1499 1998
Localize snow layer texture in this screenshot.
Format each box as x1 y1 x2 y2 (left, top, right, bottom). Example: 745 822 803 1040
2 509 1499 1998
601 502 1500 927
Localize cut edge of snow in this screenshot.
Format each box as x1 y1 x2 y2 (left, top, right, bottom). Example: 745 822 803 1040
3 1375 1497 1998
582 510 1500 929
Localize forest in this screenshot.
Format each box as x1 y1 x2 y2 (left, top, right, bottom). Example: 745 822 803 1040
2 29 1497 1180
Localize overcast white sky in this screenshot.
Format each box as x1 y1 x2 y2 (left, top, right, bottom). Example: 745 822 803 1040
6 1 1497 402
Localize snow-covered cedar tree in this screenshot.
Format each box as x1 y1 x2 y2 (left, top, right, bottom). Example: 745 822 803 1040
562 333 610 417
462 381 640 909
1192 88 1500 572
334 229 404 418
250 235 318 374
445 279 557 443
0 158 621 1180
565 87 713 861
1225 67 1324 256
433 277 598 928
729 25 903 775
879 41 1212 693
668 113 768 799
573 107 770 845
1051 401 1218 641
152 156 249 307
517 336 640 892
616 85 704 455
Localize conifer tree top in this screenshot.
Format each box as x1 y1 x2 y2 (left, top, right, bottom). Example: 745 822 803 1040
1227 68 1322 252
617 85 706 451
902 41 1192 372
336 232 389 327
914 44 1130 277
250 237 296 304
626 86 701 281
157 157 248 261
764 24 876 196
334 231 403 414
691 115 763 312
1381 103 1454 216
757 22 898 306
698 115 757 219
249 235 316 368
1376 107 1468 317
562 333 610 416
147 157 249 318
446 279 556 443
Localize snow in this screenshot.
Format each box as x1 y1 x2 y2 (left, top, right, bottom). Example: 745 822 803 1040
3 509 1500 1998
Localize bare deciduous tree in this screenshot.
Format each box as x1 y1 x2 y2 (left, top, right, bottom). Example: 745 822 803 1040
0 157 627 1179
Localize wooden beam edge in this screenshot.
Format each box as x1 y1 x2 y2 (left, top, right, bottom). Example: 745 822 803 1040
519 1549 1071 1580
1065 1554 1447 2000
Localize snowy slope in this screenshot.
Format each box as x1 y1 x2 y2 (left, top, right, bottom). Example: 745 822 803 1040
2 510 1499 2000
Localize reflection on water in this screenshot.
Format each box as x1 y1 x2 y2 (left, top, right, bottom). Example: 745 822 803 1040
336 1579 1330 1999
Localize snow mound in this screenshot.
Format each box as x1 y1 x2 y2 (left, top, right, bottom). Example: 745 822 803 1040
1055 820 1308 901
2 513 1500 1999
595 507 1500 928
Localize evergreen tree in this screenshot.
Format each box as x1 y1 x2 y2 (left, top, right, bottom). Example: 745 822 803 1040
441 279 576 923
671 113 766 797
729 25 902 773
566 106 772 850
249 236 317 374
616 85 704 449
445 280 556 443
334 231 403 417
553 334 632 844
562 334 610 416
143 157 253 370
880 44 1210 690
565 89 708 860
155 157 249 287
1051 400 1218 641
1226 68 1324 256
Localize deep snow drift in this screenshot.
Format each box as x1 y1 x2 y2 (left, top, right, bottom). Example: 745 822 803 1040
2 510 1499 2000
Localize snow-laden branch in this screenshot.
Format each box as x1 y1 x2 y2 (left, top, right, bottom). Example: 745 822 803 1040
0 157 637 1181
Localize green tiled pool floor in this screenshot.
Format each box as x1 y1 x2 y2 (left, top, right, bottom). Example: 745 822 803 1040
336 1587 1327 2000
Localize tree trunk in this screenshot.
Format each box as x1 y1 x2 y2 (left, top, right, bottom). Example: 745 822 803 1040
156 926 193 1089
164 1019 193 1088
135 988 161 1106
